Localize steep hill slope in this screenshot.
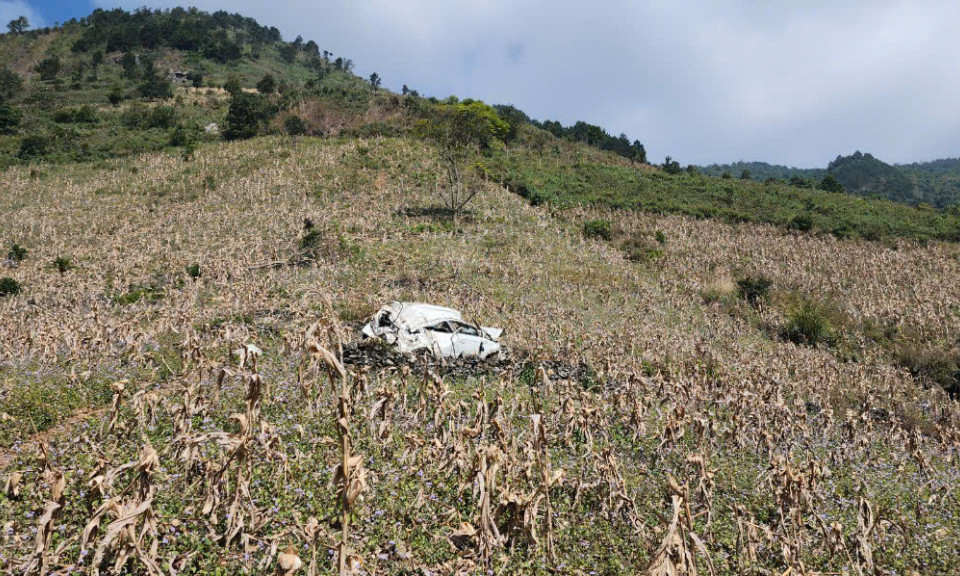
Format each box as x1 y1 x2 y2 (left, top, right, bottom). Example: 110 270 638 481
2 136 960 575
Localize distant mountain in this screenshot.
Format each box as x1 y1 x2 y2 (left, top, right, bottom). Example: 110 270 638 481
697 152 960 208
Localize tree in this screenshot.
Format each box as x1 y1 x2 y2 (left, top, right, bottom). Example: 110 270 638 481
256 73 276 94
416 100 509 223
740 169 752 180
402 84 410 96
35 56 62 81
819 173 845 194
369 72 381 91
186 71 203 88
284 115 307 136
223 74 242 96
278 43 297 63
662 156 682 175
121 52 139 79
7 16 28 34
138 59 172 100
0 104 21 134
108 83 124 105
0 68 22 100
223 92 267 140
90 50 104 69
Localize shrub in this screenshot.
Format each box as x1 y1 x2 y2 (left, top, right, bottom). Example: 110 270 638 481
18 134 49 160
35 56 61 81
655 230 667 245
53 105 99 124
52 256 72 274
186 263 202 280
169 123 200 147
620 235 663 263
108 83 124 105
7 242 27 262
0 104 21 134
223 92 268 140
582 219 613 241
147 105 176 129
895 345 960 396
782 300 835 346
284 115 307 136
788 213 813 232
257 73 276 94
0 277 22 296
736 274 772 306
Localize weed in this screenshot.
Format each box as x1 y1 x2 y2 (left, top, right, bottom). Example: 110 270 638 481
782 299 836 346
582 219 614 241
7 242 27 262
736 274 772 306
0 277 21 296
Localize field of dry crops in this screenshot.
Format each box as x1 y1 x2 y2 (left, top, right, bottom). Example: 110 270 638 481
2 136 959 575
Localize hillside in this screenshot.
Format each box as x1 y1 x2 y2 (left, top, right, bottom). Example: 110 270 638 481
3 8 960 576
699 152 960 208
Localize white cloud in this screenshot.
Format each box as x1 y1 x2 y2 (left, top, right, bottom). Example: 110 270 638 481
95 0 960 166
0 0 43 29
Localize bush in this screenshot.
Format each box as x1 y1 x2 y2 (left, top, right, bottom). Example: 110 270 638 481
108 83 124 105
52 256 72 275
18 134 49 160
169 123 200 147
782 300 835 346
147 105 176 129
223 92 268 140
53 105 99 124
788 213 813 232
736 275 772 306
35 56 61 81
0 277 22 296
257 73 276 94
7 242 27 262
896 345 960 396
186 263 202 280
620 235 663 263
284 115 307 136
0 104 21 134
582 219 613 241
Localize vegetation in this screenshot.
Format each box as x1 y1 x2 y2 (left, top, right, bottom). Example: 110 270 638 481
0 276 21 296
415 100 508 222
489 145 960 242
3 8 960 576
698 151 960 208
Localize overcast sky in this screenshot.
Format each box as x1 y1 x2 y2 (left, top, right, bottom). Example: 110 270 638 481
9 0 960 166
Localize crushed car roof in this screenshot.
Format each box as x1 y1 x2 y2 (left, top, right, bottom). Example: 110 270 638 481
380 301 463 332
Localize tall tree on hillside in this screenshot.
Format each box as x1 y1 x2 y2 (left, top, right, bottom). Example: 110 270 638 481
819 173 845 194
223 92 268 140
256 73 276 94
416 100 509 224
7 16 28 34
369 72 381 92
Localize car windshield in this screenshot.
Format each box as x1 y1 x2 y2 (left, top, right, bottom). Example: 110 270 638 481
455 323 481 336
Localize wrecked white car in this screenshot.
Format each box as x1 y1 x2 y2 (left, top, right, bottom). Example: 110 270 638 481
361 302 503 360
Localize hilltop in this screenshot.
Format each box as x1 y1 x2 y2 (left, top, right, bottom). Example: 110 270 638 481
2 7 960 576
698 152 960 208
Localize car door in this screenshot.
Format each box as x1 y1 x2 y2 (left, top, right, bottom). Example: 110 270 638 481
424 321 456 358
451 322 487 358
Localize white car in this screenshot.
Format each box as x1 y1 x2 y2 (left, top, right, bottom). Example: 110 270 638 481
361 302 503 360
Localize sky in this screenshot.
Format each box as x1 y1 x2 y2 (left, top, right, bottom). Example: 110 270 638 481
6 0 960 167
